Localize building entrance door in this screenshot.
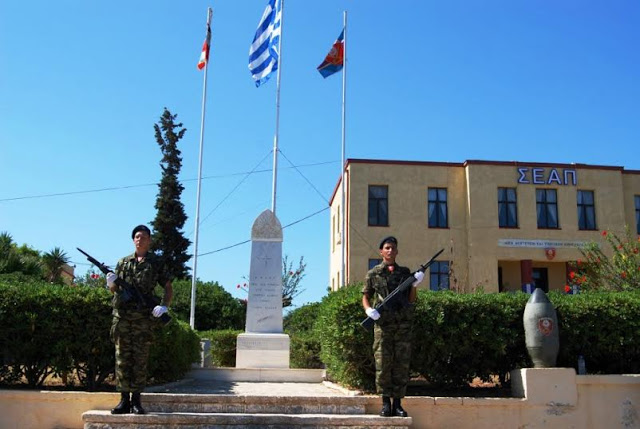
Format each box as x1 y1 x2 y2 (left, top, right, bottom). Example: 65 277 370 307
532 268 549 292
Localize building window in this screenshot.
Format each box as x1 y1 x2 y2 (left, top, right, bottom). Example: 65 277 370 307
429 261 449 291
536 189 559 229
635 195 640 234
498 187 518 228
368 258 382 270
368 185 388 226
577 190 596 231
428 188 448 228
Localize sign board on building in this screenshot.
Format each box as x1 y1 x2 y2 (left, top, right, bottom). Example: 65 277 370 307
498 239 588 248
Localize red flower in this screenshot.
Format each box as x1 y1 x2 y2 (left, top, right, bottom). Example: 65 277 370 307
621 271 627 279
618 245 624 250
602 231 608 237
577 259 582 266
569 271 576 280
634 248 639 254
564 285 571 293
581 275 587 283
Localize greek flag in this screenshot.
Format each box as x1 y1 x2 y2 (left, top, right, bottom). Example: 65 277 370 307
248 0 282 87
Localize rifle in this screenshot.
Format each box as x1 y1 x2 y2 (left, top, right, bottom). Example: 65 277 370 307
77 247 171 325
361 248 444 331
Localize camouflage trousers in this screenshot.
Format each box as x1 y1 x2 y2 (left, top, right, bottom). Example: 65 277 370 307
373 317 413 398
111 311 154 393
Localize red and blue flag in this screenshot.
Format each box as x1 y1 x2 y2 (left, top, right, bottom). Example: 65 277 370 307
317 29 344 78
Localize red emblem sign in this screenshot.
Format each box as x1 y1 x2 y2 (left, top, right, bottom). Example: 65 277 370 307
538 317 554 336
545 247 556 260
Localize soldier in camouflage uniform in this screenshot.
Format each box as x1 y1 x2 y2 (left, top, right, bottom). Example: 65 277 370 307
362 236 424 417
106 225 173 415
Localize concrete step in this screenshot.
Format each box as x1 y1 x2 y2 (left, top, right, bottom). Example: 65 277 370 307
83 410 412 428
186 367 326 383
141 393 368 414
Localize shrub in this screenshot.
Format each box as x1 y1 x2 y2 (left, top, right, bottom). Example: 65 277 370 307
315 284 374 390
0 279 201 390
198 329 242 367
554 291 640 374
171 279 245 331
148 319 201 383
316 284 640 391
574 228 640 291
412 291 529 386
284 303 323 369
0 280 113 388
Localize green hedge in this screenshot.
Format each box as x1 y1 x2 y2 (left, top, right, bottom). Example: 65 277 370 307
171 279 246 331
284 303 323 369
0 279 200 390
315 284 640 391
198 329 242 367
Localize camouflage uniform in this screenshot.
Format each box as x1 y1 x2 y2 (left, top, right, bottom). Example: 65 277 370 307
362 262 414 398
111 252 169 393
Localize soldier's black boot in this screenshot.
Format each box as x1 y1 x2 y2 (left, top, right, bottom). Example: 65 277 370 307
392 397 408 417
131 392 146 415
111 392 131 414
380 396 392 417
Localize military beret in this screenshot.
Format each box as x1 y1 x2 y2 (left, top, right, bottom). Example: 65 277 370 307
131 224 151 239
379 236 398 249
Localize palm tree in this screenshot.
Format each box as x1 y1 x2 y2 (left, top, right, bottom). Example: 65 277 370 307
0 232 19 274
42 247 70 283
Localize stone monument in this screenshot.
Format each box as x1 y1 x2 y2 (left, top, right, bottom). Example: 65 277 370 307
236 209 290 368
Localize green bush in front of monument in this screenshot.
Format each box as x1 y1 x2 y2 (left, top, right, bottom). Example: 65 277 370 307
170 278 246 331
284 302 323 369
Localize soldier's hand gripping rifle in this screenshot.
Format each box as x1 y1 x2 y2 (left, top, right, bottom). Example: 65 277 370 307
77 247 171 325
361 248 444 331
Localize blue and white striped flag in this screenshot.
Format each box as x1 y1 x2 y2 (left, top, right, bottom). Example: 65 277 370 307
248 0 282 87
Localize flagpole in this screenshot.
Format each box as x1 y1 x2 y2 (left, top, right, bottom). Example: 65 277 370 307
340 10 347 287
190 7 213 329
271 0 284 216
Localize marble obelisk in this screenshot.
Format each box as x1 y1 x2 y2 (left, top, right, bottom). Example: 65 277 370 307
236 209 290 368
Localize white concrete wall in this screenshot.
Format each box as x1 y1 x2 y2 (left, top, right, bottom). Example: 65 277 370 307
0 370 638 429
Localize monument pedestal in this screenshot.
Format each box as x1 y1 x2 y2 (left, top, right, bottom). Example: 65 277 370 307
236 333 290 369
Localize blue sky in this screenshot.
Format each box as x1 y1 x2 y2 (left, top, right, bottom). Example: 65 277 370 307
1 1 639 312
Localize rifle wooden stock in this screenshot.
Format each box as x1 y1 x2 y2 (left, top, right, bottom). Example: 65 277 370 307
361 248 444 331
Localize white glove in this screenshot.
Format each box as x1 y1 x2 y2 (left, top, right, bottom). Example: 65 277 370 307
152 305 168 318
106 272 117 288
412 271 425 287
365 307 381 321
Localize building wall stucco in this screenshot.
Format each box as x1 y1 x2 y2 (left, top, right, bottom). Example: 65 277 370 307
330 159 640 293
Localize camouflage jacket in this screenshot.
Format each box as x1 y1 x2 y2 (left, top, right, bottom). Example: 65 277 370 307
362 262 413 313
112 252 169 312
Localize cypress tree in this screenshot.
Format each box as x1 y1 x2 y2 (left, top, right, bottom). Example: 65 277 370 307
150 108 192 280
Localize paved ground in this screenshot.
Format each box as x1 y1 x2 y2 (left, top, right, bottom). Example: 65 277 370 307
147 379 356 397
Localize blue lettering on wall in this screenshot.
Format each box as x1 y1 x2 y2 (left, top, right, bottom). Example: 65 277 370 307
517 168 577 186
547 168 562 185
532 168 545 184
518 168 529 184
